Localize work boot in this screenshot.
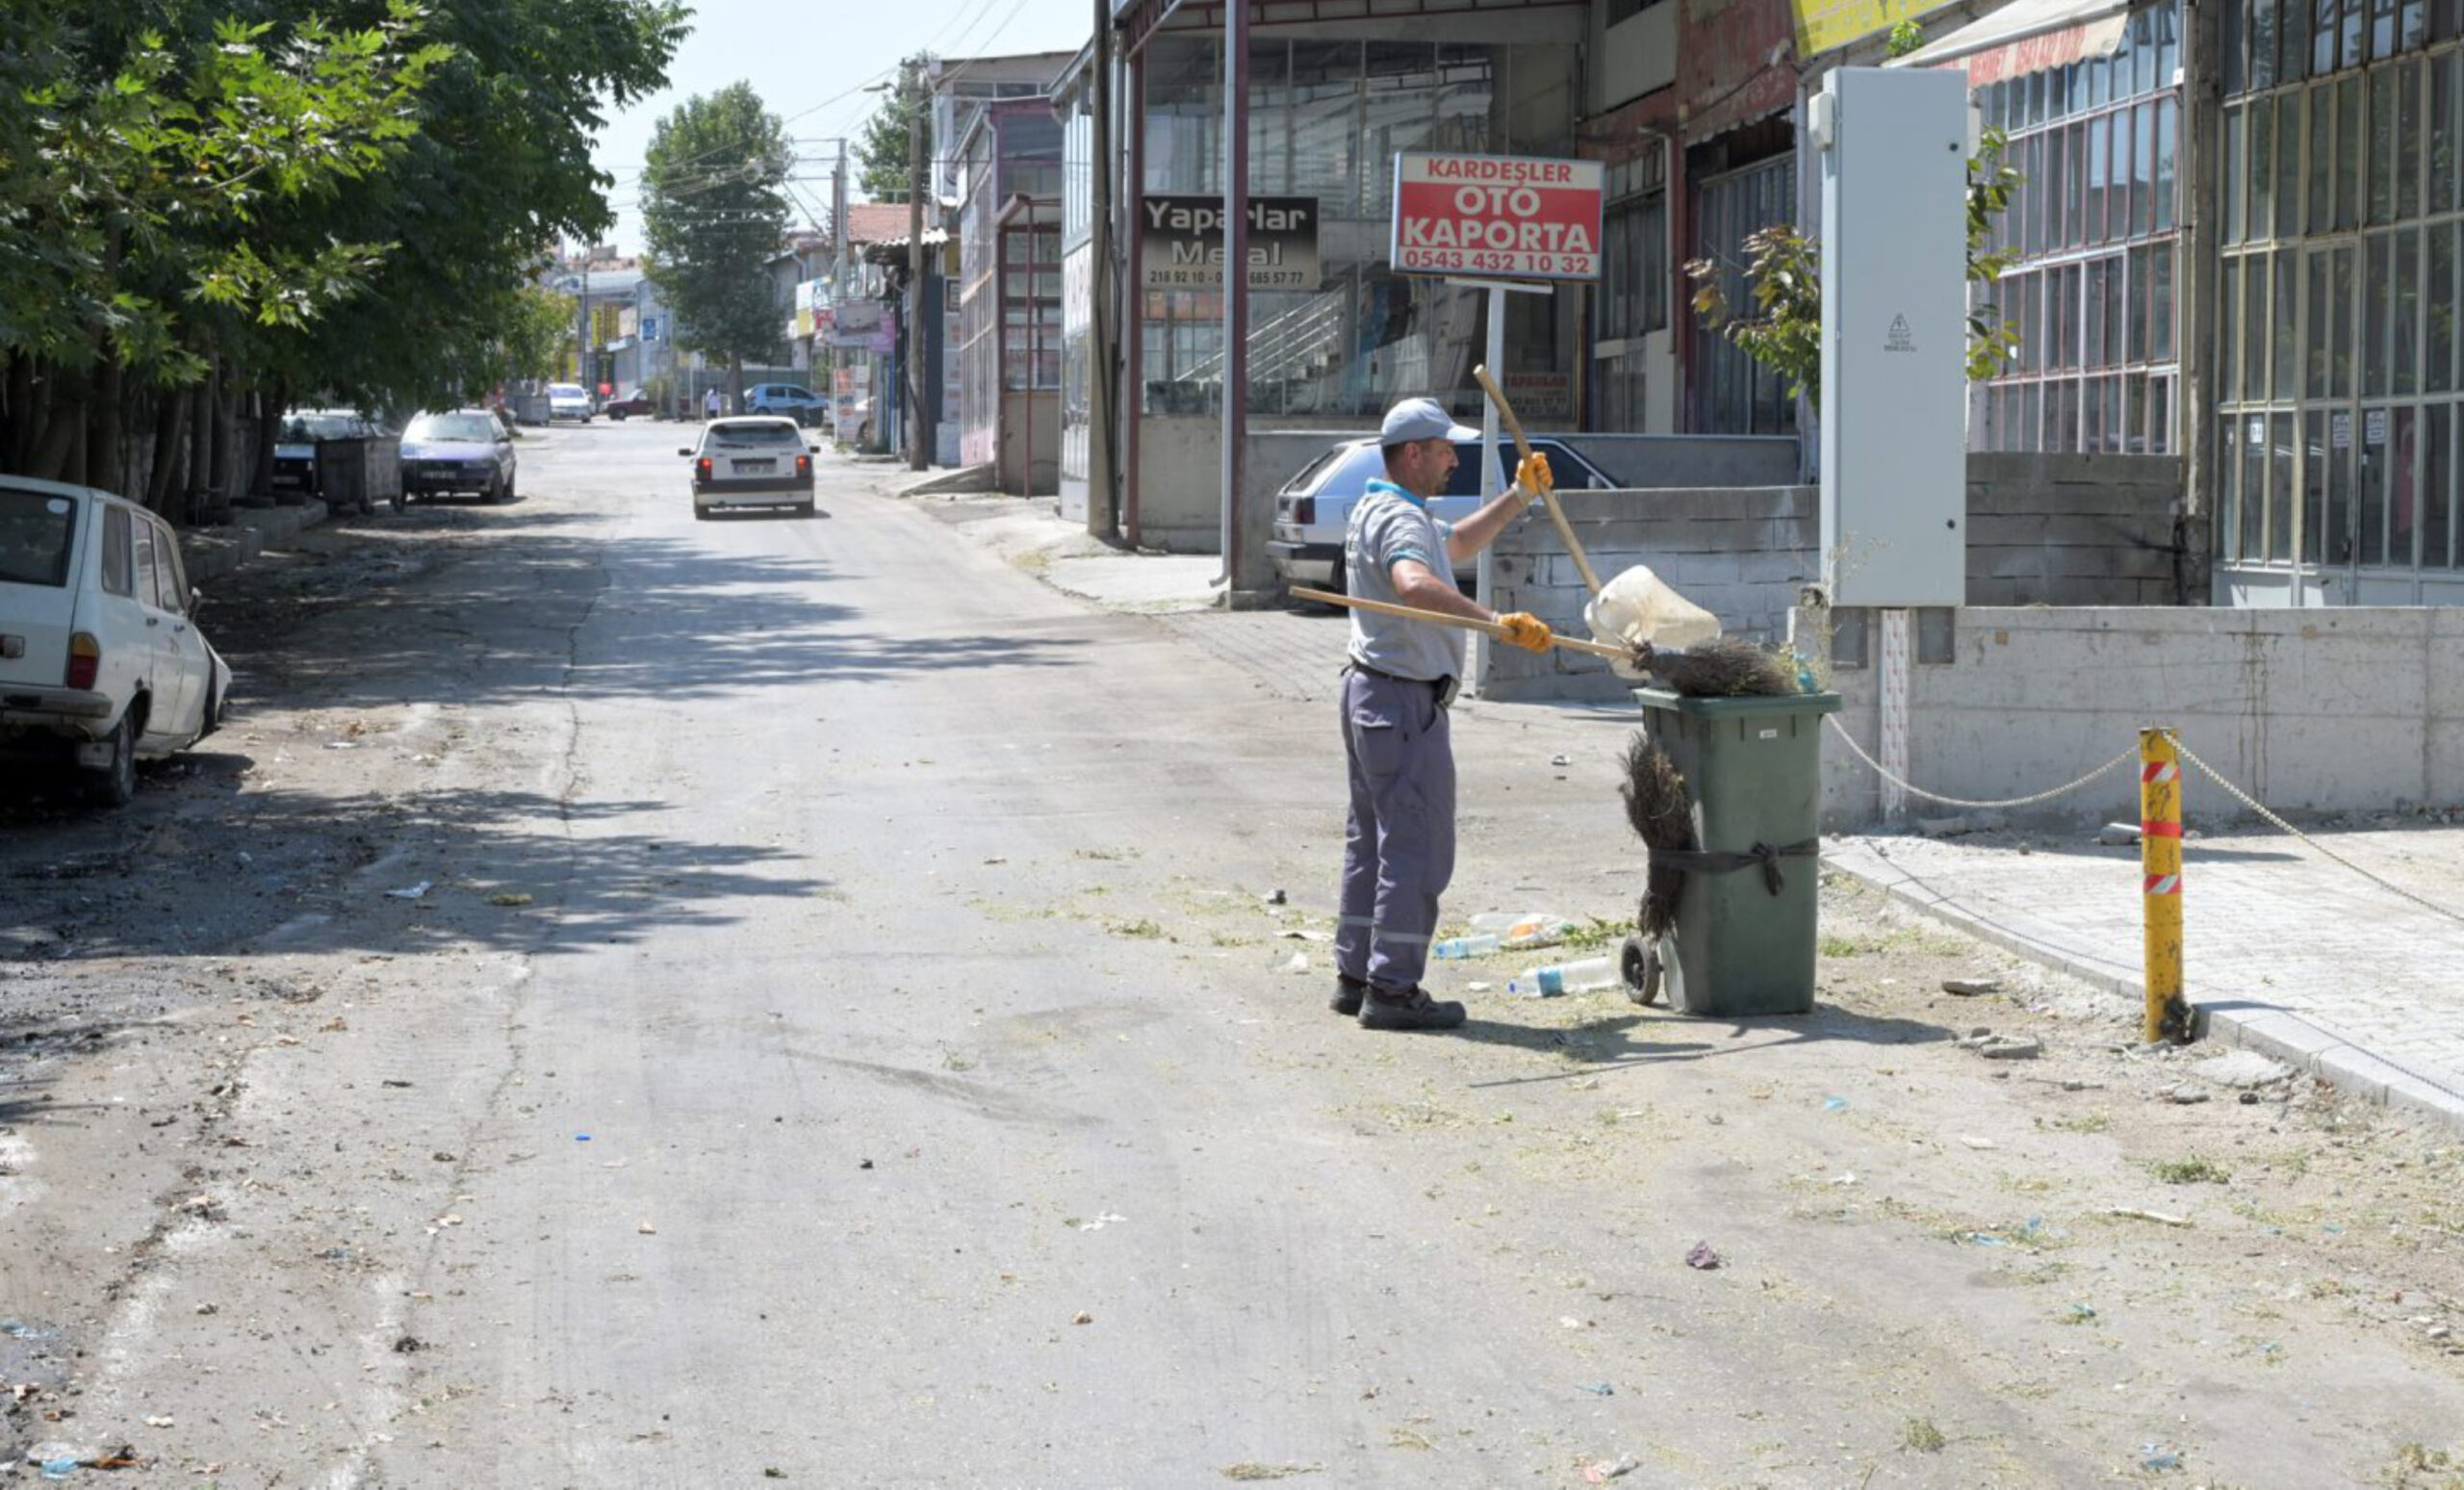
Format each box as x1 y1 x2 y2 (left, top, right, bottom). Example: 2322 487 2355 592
1357 985 1467 1032
1329 974 1368 1015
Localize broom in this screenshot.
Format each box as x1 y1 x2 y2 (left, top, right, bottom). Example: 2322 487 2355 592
1620 734 1696 940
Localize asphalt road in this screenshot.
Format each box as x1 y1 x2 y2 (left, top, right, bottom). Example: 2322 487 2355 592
6 420 2464 1487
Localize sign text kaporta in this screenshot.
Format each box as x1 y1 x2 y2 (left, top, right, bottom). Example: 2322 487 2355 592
1389 153 1604 281
1140 195 1321 292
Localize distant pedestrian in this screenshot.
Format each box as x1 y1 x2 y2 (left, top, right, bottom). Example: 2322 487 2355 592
704 386 720 421
1330 397 1554 1032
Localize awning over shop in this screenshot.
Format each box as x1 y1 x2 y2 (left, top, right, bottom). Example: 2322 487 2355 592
1890 0 2130 84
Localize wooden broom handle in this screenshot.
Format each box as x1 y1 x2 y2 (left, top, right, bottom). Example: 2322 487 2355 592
1292 588 1632 661
1473 363 1604 597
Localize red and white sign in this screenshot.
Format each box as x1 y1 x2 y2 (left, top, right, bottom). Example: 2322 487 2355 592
1390 153 1604 282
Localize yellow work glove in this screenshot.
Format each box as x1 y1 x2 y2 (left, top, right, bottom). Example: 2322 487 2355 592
1497 611 1553 653
1514 450 1554 498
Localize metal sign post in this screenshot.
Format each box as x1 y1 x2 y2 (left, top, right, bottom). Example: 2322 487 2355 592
1444 276 1556 696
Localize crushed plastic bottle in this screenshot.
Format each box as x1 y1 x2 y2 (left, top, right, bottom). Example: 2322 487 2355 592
1465 912 1578 950
1508 955 1619 998
1432 932 1502 960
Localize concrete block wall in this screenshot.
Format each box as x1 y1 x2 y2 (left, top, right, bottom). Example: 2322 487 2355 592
1966 451 2201 606
1480 485 1820 703
1818 605 2464 829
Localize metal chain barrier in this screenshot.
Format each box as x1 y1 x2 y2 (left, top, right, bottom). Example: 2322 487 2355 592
1823 715 2138 810
2162 731 2464 930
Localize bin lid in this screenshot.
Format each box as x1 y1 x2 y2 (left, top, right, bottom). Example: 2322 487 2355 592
1633 687 1842 719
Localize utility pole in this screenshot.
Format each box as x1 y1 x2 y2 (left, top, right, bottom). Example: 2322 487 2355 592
833 138 848 439
906 60 929 471
1087 0 1117 539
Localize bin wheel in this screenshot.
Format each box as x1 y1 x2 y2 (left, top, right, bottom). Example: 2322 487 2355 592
1620 934 1661 1007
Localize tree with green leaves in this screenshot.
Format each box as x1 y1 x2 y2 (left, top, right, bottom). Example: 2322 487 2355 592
495 285 582 388
640 83 791 405
0 0 687 514
1683 129 2023 417
857 54 935 202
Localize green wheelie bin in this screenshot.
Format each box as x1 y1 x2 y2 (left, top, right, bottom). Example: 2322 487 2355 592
1623 687 1841 1017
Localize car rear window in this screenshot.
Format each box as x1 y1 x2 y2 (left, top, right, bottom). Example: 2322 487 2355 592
0 487 77 587
407 414 497 443
708 423 803 447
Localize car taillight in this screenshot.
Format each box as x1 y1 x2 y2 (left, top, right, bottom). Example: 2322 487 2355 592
1291 496 1315 525
696 457 712 482
795 454 811 477
65 632 100 690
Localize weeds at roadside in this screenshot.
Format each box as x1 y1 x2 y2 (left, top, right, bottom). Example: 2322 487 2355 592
2041 1114 2112 1135
2382 1443 2464 1490
2151 1155 2232 1185
1902 1418 1946 1452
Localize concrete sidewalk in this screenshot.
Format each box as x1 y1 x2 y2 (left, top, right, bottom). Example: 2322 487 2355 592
884 472 2464 1135
1826 817 2464 1133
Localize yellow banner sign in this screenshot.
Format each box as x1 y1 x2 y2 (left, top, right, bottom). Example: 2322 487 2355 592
1790 0 1926 56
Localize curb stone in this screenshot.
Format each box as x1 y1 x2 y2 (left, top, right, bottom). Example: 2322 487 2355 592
1823 847 2464 1139
179 500 331 590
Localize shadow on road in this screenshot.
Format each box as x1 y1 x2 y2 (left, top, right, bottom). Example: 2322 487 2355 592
4 778 831 963
1460 1000 1959 1089
207 532 1085 708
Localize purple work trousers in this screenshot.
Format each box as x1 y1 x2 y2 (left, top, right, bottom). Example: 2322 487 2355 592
1334 668 1457 992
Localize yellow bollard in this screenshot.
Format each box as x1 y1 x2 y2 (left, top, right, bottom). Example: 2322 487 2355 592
2140 729 2192 1043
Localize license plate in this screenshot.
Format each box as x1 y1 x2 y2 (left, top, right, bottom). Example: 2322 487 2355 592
732 459 775 475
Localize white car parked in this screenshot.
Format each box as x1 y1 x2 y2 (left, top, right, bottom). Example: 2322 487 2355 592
0 477 232 805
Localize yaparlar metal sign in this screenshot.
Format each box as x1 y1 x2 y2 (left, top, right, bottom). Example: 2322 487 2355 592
1390 153 1604 282
1140 195 1320 292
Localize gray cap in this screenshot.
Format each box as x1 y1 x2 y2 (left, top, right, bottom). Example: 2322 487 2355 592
1379 397 1480 446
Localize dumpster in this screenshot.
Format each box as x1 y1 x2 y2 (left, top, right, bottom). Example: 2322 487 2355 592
1624 687 1840 1017
313 435 403 515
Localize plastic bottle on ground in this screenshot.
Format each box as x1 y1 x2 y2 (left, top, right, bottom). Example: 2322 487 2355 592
1508 955 1619 998
1432 932 1502 960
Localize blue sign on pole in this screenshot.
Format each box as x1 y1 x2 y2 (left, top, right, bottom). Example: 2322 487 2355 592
642 317 660 341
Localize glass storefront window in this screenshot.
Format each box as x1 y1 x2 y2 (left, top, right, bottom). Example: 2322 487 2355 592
2425 402 2457 564
2304 407 2329 559
2430 222 2459 392
1136 35 1575 422
2154 240 2176 361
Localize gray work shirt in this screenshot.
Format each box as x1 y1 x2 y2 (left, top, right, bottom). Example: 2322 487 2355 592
1345 478 1464 682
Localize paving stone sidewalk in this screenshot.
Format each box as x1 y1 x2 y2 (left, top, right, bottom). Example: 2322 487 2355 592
1823 820 2464 1133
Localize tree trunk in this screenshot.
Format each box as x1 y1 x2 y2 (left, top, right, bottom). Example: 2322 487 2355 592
13 354 56 475
2 351 29 470
33 406 80 483
208 372 236 508
189 362 218 519
88 355 125 497
730 355 742 414
147 382 192 516
252 380 286 498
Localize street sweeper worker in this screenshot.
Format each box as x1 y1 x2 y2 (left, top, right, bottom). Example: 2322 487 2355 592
1330 396 1555 1032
